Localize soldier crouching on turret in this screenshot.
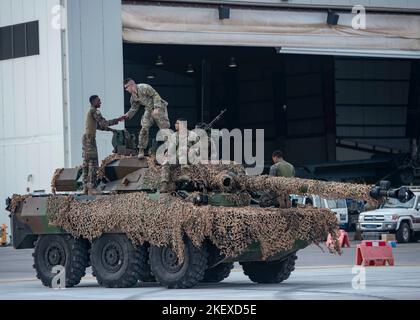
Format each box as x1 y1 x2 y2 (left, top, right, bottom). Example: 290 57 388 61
160 119 200 193
82 95 125 195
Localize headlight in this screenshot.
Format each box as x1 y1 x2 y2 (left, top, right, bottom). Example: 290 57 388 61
359 216 364 222
392 215 399 221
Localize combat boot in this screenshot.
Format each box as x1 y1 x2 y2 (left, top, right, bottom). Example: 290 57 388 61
137 149 145 159
88 189 102 196
160 182 174 193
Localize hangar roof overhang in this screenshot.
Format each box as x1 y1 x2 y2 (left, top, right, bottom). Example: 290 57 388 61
122 0 420 13
122 2 420 59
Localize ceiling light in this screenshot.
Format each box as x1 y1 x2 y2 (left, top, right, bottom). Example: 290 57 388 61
186 64 195 74
228 57 237 68
155 55 164 66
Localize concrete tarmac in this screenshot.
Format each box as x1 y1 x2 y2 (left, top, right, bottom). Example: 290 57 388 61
1 241 419 300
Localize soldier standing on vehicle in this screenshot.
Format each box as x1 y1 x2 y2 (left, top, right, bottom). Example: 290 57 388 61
269 150 295 178
83 95 125 194
260 150 295 208
123 78 171 159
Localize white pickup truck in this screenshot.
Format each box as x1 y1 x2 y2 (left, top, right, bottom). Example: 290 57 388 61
295 195 349 230
358 189 420 243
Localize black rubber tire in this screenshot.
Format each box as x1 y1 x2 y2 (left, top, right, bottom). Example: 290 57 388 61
149 238 207 289
396 222 411 243
138 243 156 282
399 169 415 185
33 234 89 288
241 253 297 284
90 234 142 288
202 263 234 283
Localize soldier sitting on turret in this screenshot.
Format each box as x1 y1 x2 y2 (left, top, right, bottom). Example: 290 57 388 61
160 119 200 193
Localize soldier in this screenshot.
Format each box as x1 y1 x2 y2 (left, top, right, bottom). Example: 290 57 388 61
123 78 171 159
82 95 125 194
260 150 295 208
269 150 295 178
160 119 199 193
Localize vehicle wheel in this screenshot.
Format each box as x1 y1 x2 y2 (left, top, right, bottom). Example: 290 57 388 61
90 234 142 288
240 253 297 284
33 234 89 288
202 262 234 283
396 222 411 243
149 238 207 289
138 243 156 283
399 169 414 185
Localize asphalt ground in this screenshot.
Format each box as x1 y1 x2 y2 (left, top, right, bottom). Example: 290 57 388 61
0 240 419 300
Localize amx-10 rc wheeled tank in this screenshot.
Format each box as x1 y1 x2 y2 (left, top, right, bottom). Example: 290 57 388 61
5 131 414 289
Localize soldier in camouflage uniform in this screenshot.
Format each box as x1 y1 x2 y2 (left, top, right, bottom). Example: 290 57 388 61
83 95 124 194
260 150 295 208
160 119 200 192
123 78 171 159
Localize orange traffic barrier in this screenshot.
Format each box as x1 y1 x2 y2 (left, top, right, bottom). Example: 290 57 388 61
356 240 394 266
326 229 351 249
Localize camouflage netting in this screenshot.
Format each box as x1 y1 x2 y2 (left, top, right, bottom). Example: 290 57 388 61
93 155 379 205
9 195 31 214
46 193 341 262
235 176 380 206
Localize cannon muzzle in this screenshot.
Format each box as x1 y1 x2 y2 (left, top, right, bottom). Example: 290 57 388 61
370 181 415 203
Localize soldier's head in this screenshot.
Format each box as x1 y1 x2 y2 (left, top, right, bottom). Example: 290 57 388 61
123 78 137 94
272 150 284 164
175 118 187 132
90 95 101 108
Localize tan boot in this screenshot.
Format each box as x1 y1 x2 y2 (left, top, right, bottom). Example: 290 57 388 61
160 182 171 193
137 149 145 159
87 188 102 196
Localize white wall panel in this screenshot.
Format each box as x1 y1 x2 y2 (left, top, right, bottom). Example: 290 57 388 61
0 0 65 231
66 0 124 167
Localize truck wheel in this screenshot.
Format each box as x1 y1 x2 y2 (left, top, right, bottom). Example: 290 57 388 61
91 234 142 288
241 253 297 284
201 263 234 283
138 243 156 283
396 222 411 243
149 238 207 289
399 169 414 185
33 235 89 288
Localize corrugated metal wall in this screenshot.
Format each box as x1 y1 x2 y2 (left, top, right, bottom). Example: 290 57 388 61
0 0 65 229
335 58 412 161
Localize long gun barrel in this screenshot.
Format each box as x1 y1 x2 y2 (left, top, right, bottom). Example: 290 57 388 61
197 109 227 131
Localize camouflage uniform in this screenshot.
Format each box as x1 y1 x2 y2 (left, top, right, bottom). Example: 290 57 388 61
161 130 200 184
269 159 295 178
82 106 119 192
261 159 295 208
126 84 171 152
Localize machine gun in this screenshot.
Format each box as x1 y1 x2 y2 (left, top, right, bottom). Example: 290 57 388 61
196 109 227 131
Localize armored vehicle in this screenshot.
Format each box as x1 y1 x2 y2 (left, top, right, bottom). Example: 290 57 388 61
5 131 413 289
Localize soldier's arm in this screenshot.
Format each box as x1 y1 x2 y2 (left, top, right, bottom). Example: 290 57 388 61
125 96 141 120
269 165 277 177
92 109 119 131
